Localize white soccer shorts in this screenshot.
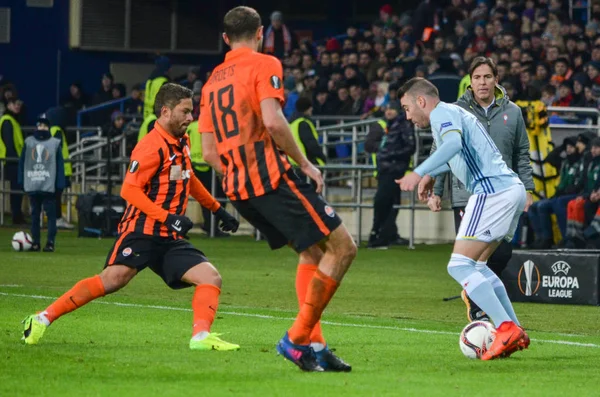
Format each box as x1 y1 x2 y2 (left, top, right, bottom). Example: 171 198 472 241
456 183 526 243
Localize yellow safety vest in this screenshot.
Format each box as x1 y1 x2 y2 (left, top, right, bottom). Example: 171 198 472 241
50 126 72 177
187 121 210 172
138 114 158 142
289 117 325 166
458 75 471 99
0 113 24 160
372 119 387 177
143 76 168 119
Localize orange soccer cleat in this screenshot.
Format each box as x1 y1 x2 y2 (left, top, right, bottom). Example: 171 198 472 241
481 321 525 361
500 326 530 358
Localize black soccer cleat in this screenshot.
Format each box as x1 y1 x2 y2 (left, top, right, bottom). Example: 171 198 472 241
276 332 324 372
461 290 490 322
43 243 55 252
315 347 352 372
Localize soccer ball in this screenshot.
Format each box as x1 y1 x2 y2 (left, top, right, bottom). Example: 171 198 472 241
12 231 33 252
459 321 496 359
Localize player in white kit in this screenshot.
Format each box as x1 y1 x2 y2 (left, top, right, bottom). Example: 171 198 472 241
396 77 530 360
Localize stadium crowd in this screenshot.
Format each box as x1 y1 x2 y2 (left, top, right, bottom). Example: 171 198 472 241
3 0 600 248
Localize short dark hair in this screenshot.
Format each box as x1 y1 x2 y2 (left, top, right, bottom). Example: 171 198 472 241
469 56 499 77
223 6 261 42
295 96 313 113
154 83 192 115
398 77 439 100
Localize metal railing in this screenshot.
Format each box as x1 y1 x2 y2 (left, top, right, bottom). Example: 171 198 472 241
76 96 132 127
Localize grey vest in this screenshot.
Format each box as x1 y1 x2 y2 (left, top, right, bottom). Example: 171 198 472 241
23 136 61 193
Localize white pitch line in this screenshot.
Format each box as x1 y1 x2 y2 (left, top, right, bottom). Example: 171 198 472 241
2 291 599 349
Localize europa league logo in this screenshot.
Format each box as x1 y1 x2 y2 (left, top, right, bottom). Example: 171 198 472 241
518 260 541 296
35 144 44 163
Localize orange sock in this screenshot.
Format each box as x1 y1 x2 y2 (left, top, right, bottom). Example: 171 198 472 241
295 264 326 344
288 270 339 345
44 275 105 322
192 284 220 337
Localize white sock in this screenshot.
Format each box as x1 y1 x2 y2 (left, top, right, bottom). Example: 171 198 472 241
37 312 50 326
310 342 326 352
192 331 209 341
447 254 512 326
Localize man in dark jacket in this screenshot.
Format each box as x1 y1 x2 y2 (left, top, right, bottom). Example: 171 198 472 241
367 100 415 249
429 57 535 322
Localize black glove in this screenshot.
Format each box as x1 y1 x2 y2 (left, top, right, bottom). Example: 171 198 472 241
165 214 194 237
214 207 239 233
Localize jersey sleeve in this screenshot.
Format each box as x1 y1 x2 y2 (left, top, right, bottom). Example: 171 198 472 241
123 142 161 188
430 106 463 141
198 88 213 134
255 55 285 104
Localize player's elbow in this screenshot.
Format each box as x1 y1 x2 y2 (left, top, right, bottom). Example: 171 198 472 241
263 116 281 136
202 150 219 168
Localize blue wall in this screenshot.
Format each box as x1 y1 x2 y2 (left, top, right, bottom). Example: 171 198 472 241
0 1 224 124
0 0 371 124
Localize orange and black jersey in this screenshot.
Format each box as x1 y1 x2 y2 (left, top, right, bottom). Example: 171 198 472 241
199 47 291 201
118 122 220 238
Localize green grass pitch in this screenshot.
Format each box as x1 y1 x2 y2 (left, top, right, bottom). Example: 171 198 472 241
1 228 599 396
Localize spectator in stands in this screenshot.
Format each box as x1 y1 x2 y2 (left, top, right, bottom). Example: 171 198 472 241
263 11 294 59
563 138 600 248
60 82 88 126
125 84 144 115
366 100 414 249
0 98 26 225
111 83 126 100
349 84 364 116
554 80 574 106
541 85 557 107
528 137 585 249
183 66 202 91
333 83 354 116
586 61 600 85
313 86 335 117
92 72 114 105
584 85 600 108
570 73 590 107
143 56 170 119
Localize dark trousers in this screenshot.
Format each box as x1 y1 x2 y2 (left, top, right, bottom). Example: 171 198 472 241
6 165 24 223
453 207 512 277
55 190 63 219
371 173 401 243
528 195 577 240
194 169 226 231
29 193 57 246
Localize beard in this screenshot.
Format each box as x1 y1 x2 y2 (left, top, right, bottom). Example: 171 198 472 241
168 118 188 138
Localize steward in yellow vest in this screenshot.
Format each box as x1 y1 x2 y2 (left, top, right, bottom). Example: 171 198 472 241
0 99 26 224
187 120 229 237
0 101 24 161
50 125 72 177
143 56 170 119
138 114 157 142
288 97 326 166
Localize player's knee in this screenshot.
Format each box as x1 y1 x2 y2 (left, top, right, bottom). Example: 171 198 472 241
336 234 357 263
299 245 324 264
100 266 136 293
206 268 222 288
